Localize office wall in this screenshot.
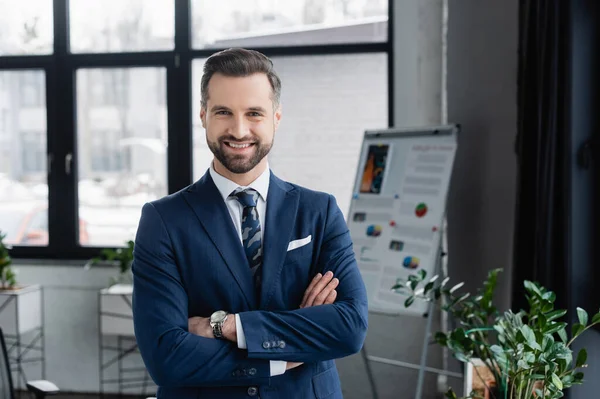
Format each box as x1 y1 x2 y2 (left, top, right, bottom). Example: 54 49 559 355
9 0 521 397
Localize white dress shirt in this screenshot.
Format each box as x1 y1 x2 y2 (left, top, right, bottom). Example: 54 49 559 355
209 163 287 377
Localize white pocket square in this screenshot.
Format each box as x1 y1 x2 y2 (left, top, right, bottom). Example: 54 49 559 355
287 235 312 251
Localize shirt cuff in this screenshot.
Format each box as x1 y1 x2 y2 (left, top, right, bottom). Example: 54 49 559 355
270 361 287 377
235 314 247 349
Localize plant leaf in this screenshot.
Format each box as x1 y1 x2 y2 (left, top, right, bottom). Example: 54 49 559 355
572 323 585 338
418 269 427 280
558 327 568 343
449 282 464 294
404 296 415 308
577 307 588 327
551 373 563 390
545 322 567 335
591 312 600 326
454 352 469 363
410 280 419 291
521 325 539 350
424 282 434 295
546 309 568 322
576 349 587 368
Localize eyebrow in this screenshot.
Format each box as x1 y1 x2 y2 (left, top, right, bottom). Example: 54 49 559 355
210 105 267 113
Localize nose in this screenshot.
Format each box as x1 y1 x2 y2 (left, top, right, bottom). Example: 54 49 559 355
228 116 250 139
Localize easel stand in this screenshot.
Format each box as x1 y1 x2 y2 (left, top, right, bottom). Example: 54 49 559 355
360 221 462 399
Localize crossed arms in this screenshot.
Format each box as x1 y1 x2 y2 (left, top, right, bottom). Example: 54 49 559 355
132 195 368 388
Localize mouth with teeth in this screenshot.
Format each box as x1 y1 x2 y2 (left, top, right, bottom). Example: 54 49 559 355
223 141 256 152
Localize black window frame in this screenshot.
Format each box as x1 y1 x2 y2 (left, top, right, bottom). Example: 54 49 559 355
1 0 395 260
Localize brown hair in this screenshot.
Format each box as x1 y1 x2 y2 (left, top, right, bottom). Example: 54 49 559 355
200 48 282 108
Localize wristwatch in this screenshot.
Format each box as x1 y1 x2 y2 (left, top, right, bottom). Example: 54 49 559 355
209 310 229 339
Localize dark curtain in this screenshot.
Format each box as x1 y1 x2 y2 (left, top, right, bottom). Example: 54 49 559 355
513 0 600 338
512 0 571 313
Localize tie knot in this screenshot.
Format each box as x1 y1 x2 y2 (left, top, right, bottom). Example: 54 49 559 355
231 188 259 208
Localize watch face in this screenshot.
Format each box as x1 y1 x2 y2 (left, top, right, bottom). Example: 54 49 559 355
211 310 227 323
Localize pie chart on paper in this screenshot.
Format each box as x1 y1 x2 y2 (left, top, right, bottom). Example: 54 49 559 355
415 203 428 218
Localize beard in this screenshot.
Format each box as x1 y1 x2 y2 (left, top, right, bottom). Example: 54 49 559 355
207 135 273 174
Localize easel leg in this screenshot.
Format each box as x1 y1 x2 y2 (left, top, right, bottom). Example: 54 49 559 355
414 301 435 399
360 344 379 399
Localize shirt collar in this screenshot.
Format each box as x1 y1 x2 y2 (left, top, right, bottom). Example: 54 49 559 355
209 161 270 202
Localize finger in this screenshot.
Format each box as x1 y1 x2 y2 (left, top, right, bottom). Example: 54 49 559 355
300 273 322 308
304 272 334 307
313 278 339 306
324 289 337 305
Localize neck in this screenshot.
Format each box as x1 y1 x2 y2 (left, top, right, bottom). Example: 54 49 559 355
213 159 268 186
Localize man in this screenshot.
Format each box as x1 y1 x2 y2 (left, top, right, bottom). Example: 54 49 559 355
132 48 368 399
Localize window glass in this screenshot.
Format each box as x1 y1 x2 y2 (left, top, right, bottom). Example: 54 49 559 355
0 71 48 246
70 0 174 53
0 0 53 55
76 67 168 246
191 0 388 49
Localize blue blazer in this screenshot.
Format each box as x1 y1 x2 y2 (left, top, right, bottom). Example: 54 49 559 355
132 170 368 399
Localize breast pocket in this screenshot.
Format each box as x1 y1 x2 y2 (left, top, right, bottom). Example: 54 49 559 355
284 239 314 265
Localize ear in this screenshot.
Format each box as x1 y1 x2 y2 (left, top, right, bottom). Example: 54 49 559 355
200 106 207 129
274 104 282 131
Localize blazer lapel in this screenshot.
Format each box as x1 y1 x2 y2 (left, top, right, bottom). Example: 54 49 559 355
182 172 257 309
260 172 300 308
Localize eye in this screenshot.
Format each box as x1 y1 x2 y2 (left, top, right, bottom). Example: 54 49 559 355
248 112 262 117
216 110 231 115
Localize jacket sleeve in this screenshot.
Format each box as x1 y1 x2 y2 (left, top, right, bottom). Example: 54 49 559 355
132 202 272 387
238 194 369 363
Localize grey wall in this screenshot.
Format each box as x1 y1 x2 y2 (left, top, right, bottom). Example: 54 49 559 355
7 0 523 397
445 0 518 310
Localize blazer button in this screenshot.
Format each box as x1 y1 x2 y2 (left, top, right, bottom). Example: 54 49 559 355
248 368 257 376
262 341 271 349
279 341 286 349
247 386 258 396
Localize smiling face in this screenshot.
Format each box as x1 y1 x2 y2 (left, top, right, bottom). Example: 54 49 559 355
201 72 281 184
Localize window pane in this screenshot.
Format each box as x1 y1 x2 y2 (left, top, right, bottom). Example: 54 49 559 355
77 68 167 247
0 0 53 55
192 53 388 216
191 0 388 49
0 71 48 246
70 0 174 53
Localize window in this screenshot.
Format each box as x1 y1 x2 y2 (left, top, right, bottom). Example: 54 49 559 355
0 0 53 55
69 0 175 53
192 53 388 216
191 0 388 48
0 70 48 247
76 67 168 247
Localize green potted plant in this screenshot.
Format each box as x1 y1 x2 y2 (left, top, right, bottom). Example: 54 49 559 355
393 269 600 399
86 240 134 287
0 230 17 290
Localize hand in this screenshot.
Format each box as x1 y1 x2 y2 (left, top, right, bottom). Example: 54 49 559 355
188 315 237 343
188 316 213 338
299 271 339 308
286 362 303 371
